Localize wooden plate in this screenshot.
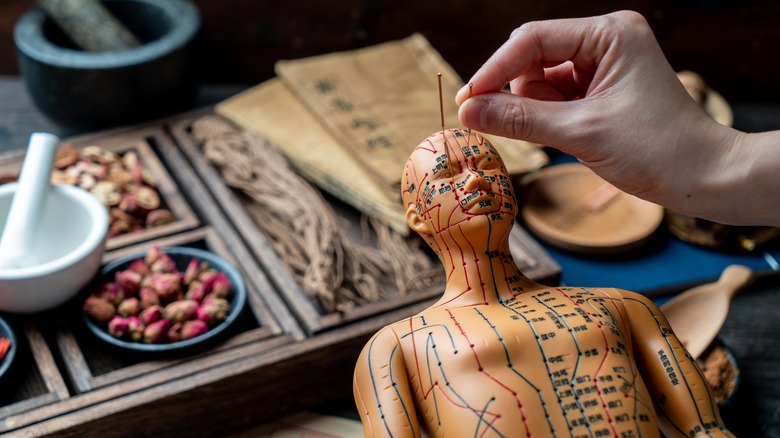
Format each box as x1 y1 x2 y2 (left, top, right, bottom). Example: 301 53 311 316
520 164 664 255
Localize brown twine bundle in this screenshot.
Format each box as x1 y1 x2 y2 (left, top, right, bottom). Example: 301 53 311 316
191 116 442 313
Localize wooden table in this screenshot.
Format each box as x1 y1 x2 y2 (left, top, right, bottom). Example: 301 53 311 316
1 75 780 437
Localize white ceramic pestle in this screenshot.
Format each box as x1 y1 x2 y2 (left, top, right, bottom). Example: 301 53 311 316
0 133 59 269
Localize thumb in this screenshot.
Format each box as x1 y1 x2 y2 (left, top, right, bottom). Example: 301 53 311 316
457 92 582 151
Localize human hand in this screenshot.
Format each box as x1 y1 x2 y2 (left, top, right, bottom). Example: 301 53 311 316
456 11 745 223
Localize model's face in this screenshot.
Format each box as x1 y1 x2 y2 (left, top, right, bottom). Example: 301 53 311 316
402 129 516 239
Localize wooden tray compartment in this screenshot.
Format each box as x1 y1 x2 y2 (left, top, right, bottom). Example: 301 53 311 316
0 134 200 251
0 321 69 431
168 112 561 335
54 226 285 394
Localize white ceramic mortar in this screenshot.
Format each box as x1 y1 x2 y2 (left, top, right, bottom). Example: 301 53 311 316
0 183 108 313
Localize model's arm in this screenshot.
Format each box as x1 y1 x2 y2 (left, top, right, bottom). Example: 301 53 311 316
620 291 734 437
456 10 780 226
353 326 421 438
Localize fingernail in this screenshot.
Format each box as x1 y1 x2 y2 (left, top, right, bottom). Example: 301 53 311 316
458 97 487 131
455 84 470 105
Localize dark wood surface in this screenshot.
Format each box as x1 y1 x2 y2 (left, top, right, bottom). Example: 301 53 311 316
2 1 780 102
2 75 780 436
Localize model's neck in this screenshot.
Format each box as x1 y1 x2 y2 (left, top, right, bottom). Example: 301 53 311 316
433 236 536 308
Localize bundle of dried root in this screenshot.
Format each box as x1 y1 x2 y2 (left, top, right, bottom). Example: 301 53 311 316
191 116 442 313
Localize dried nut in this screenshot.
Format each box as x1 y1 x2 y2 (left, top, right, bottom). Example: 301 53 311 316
82 145 115 164
143 319 171 344
122 151 139 169
135 186 160 210
84 296 116 323
91 181 121 206
54 146 79 169
108 316 130 338
78 173 97 190
145 209 175 228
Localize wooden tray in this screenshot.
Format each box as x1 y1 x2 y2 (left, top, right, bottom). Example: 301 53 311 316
0 109 559 436
0 134 200 251
168 111 561 335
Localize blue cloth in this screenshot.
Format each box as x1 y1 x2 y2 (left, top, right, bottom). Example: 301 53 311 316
528 152 780 297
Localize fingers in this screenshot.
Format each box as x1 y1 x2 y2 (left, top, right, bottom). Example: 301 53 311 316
455 10 650 105
457 92 584 149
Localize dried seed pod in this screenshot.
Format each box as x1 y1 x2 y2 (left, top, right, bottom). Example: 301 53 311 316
145 209 175 228
135 186 160 210
91 181 122 206
54 146 79 169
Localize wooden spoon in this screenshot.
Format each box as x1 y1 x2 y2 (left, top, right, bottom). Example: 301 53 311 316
660 265 753 359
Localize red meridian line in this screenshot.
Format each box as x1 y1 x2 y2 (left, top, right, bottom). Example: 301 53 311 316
458 223 487 303
558 288 619 437
478 414 502 438
447 310 533 435
410 316 426 401
420 138 438 154
354 380 374 434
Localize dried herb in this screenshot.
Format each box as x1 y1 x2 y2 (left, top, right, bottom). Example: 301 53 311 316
0 337 11 362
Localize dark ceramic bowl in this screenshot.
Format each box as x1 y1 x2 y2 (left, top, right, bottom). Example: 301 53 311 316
14 0 200 131
83 246 246 354
0 315 17 382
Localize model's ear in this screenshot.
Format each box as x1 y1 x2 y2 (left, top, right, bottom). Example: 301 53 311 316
406 205 431 235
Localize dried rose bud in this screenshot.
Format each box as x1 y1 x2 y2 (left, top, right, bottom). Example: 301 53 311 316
196 297 231 327
211 272 233 299
127 316 146 342
143 319 171 344
181 320 209 340
145 246 164 265
143 272 181 300
108 316 130 338
146 209 175 228
84 295 116 323
183 258 202 285
150 255 177 274
139 287 161 309
199 270 218 294
115 269 142 295
117 297 140 317
167 322 183 343
140 305 164 325
184 283 206 303
163 299 198 323
128 259 150 277
97 282 124 306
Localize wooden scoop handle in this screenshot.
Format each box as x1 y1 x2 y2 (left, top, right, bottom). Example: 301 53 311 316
716 264 754 300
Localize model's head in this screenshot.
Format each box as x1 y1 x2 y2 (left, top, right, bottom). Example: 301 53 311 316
401 129 517 254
